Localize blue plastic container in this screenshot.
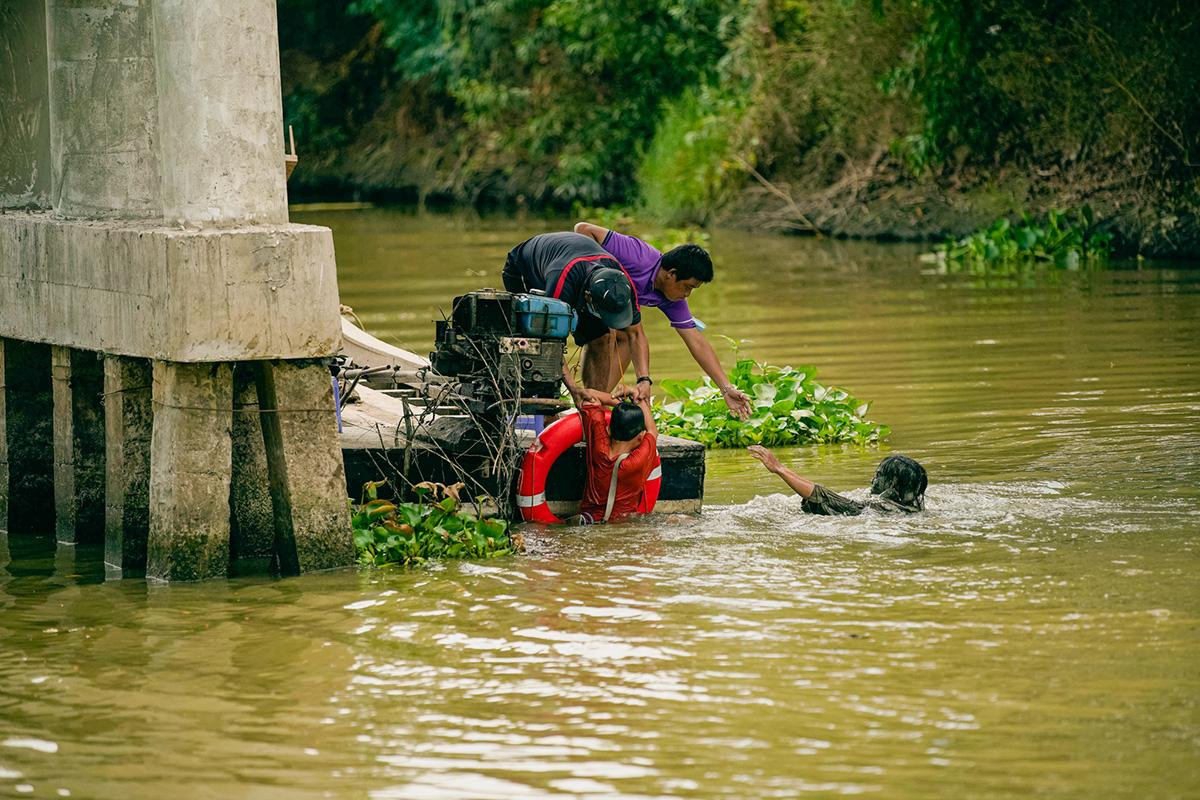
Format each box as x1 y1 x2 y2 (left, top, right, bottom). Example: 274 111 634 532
514 295 576 338
514 415 546 435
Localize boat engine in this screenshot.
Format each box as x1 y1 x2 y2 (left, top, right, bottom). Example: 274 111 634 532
430 289 574 413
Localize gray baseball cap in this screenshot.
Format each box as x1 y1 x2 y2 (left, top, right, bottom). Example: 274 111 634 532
586 267 635 329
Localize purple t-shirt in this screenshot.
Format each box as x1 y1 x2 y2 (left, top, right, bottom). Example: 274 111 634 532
601 230 697 329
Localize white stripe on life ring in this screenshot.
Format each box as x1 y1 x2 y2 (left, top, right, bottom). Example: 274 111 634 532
516 492 546 508
647 465 662 481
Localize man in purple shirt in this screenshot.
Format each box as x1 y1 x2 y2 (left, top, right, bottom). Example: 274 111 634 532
574 221 752 419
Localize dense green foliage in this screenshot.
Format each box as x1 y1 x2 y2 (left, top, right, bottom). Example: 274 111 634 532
927 208 1114 270
279 0 1199 252
653 359 889 448
351 482 518 567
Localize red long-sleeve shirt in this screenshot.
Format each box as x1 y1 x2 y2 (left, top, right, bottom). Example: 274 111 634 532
578 405 657 521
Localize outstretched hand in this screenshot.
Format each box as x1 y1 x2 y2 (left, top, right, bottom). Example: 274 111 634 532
747 445 784 474
571 386 601 406
612 383 636 402
722 386 752 420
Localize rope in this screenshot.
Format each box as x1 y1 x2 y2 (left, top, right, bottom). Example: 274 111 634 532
101 384 152 397
151 399 337 414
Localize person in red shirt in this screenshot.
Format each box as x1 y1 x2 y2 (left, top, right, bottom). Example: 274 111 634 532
561 379 659 525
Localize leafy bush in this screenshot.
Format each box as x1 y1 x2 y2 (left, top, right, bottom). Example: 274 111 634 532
637 86 745 226
653 359 890 448
926 207 1114 270
351 481 520 567
339 0 742 206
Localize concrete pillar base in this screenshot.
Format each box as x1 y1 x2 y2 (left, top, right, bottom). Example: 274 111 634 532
146 361 232 582
52 347 105 544
0 340 7 530
230 363 275 575
3 340 54 535
104 356 152 578
256 360 354 575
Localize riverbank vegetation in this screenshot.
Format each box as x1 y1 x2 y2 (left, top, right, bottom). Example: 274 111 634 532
926 207 1114 271
653 358 889 448
279 0 1199 256
351 481 520 567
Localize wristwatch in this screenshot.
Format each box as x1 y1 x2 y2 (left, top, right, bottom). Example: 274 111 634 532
636 376 653 385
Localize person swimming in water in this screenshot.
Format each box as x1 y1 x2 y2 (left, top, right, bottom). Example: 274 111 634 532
747 445 928 515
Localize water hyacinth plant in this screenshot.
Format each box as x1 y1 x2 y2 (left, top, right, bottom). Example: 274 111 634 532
351 481 520 567
653 359 890 448
925 207 1114 271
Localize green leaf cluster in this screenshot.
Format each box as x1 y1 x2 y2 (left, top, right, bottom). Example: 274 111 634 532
350 483 518 568
927 207 1114 271
653 359 890 448
346 0 741 206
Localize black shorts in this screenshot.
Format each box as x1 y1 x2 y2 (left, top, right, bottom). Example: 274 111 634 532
501 254 528 294
572 311 611 346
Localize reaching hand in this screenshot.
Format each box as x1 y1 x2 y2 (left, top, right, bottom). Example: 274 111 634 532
612 384 636 402
572 387 601 406
747 445 784 474
722 386 752 420
634 379 653 404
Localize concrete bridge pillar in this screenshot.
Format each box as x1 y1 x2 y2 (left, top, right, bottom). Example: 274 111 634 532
231 364 276 575
146 362 234 582
0 1 354 580
50 347 105 545
152 0 288 226
45 0 161 218
1 340 54 536
104 356 151 579
254 360 356 574
0 342 7 530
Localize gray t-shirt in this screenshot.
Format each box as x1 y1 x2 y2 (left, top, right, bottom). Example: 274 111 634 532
801 484 920 516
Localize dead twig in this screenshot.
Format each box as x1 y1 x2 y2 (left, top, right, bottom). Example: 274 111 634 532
732 155 821 236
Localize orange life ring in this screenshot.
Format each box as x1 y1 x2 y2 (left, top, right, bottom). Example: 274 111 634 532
517 410 661 523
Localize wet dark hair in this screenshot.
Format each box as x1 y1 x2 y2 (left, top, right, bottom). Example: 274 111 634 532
609 401 646 442
660 243 713 283
870 455 928 510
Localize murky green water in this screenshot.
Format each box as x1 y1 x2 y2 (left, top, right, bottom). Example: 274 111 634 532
2 207 1198 798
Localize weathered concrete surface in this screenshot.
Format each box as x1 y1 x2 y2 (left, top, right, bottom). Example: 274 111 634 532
0 1 52 208
0 341 6 528
230 363 275 574
0 213 342 361
0 2 354 582
257 360 354 574
153 0 288 226
51 346 106 544
146 361 233 582
104 356 151 578
3 340 54 535
45 0 161 219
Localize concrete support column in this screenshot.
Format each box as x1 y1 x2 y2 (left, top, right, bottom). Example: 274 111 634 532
230 363 275 575
256 360 354 575
152 0 288 226
104 356 152 578
0 340 7 529
1 340 52 535
146 361 232 581
0 0 52 208
44 0 161 217
51 347 105 544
